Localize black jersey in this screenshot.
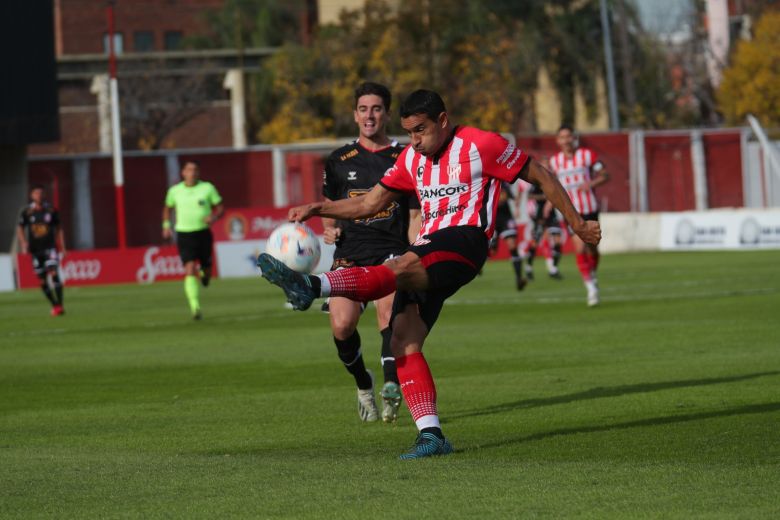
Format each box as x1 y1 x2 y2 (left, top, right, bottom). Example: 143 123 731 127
322 140 419 261
496 182 514 221
18 203 60 252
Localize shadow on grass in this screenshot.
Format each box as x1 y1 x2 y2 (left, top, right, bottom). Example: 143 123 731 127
448 371 779 422
464 401 780 451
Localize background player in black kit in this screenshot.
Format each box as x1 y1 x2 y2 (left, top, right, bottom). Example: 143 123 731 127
321 82 421 423
525 183 564 280
16 185 67 316
489 182 527 290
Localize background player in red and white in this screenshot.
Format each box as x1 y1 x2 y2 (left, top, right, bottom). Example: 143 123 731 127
548 124 609 306
257 89 601 459
320 82 421 423
17 185 67 316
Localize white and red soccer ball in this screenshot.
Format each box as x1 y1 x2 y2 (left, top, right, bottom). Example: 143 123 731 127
265 222 321 273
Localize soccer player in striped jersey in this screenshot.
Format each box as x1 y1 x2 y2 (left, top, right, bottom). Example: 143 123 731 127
548 125 610 306
257 90 601 459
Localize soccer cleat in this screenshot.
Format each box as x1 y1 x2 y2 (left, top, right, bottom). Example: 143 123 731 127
399 432 454 460
524 265 534 281
587 285 600 307
256 253 317 311
193 309 203 320
548 270 563 280
357 371 379 422
50 305 64 317
380 381 402 423
200 269 210 288
516 277 527 291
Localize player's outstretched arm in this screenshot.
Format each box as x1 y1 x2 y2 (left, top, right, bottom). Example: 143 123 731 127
289 184 400 222
16 224 28 254
523 159 602 245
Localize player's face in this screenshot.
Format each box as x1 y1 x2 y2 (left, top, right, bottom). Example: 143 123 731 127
181 162 200 185
30 188 45 205
401 112 449 157
353 94 388 140
557 129 575 153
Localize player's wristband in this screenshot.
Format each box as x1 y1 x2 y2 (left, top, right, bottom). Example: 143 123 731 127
162 220 171 230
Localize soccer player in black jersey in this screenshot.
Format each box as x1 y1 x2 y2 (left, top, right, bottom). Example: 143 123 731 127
16 185 67 316
489 182 527 290
321 82 421 423
525 183 564 280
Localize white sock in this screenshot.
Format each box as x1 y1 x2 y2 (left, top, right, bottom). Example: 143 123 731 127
318 274 331 297
415 414 441 431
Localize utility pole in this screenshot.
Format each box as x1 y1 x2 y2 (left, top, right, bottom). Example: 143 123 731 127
107 0 127 249
599 0 620 130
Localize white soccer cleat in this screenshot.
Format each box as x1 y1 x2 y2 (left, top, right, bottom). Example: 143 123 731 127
357 371 379 422
586 282 600 307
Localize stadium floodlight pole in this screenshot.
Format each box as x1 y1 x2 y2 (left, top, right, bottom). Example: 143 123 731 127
599 0 620 130
107 0 127 249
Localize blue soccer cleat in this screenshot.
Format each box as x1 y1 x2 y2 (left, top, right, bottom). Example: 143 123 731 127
398 432 454 460
256 253 318 311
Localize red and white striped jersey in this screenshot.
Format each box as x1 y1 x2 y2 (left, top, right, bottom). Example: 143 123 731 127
379 126 529 240
549 148 600 214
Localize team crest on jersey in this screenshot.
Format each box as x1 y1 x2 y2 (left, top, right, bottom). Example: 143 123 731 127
416 166 425 178
347 171 357 180
447 164 461 183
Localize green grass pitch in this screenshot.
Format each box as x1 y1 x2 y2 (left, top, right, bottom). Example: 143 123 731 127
1 250 778 519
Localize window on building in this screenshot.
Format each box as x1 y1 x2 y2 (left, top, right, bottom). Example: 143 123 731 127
103 33 124 55
164 31 183 50
133 31 155 52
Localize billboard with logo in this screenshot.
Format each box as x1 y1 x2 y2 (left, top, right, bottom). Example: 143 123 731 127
15 246 196 288
660 209 780 250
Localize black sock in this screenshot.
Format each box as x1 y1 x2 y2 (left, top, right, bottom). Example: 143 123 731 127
334 330 372 390
553 244 562 266
52 274 63 305
307 274 322 296
511 255 523 278
40 281 56 306
421 426 444 440
527 247 536 265
380 327 398 385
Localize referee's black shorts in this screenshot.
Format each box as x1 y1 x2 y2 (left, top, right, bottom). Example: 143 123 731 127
391 226 488 332
176 229 214 268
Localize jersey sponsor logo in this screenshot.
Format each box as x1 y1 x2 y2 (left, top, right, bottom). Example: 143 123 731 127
497 143 516 165
412 238 430 246
423 203 467 221
340 149 358 161
416 166 425 178
136 246 186 283
347 171 357 180
418 184 468 200
447 163 462 182
505 149 523 169
348 190 398 223
60 259 101 282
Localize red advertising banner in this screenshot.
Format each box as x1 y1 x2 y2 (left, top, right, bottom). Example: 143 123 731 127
16 245 209 289
212 206 325 242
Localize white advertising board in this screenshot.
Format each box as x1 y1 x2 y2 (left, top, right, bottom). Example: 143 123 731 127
660 209 780 250
0 255 15 292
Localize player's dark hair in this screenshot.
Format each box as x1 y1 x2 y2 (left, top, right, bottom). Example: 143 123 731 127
354 82 392 111
557 124 575 134
399 89 447 121
29 183 45 193
180 160 200 170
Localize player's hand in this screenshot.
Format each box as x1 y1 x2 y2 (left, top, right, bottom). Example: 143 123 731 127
573 220 601 245
162 228 173 241
323 227 341 245
288 203 317 222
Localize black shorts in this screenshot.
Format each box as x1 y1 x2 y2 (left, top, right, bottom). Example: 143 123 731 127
391 226 488 332
31 248 59 277
533 204 561 232
495 213 517 239
176 229 214 267
331 249 405 270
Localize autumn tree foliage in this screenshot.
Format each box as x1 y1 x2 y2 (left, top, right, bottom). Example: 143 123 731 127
717 10 780 128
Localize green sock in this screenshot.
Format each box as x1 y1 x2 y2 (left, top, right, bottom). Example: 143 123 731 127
184 275 200 314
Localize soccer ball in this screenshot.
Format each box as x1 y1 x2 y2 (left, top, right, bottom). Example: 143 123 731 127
265 222 321 274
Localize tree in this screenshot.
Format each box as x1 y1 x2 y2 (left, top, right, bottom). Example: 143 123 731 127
717 10 780 128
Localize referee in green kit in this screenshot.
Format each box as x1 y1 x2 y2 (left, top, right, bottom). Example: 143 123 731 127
162 160 224 320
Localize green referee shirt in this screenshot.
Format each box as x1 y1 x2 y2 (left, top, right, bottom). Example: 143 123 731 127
165 181 223 232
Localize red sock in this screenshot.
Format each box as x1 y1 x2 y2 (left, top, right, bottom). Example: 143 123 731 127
576 253 593 282
323 264 396 302
396 352 439 429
